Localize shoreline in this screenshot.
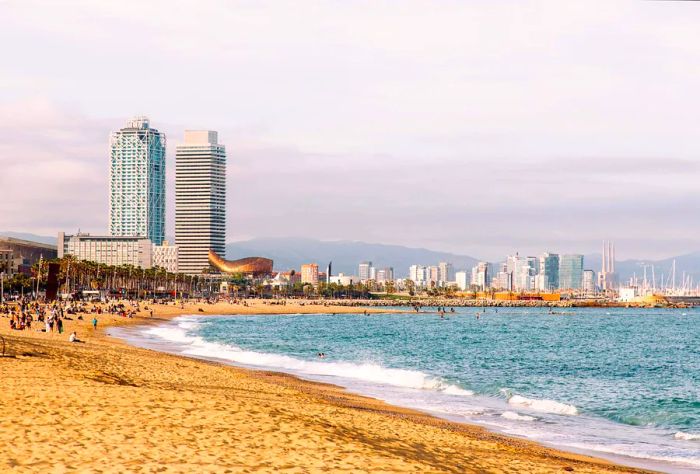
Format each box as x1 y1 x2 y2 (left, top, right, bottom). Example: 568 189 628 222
2 300 656 473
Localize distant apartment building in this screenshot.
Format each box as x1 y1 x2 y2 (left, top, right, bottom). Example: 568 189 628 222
358 261 373 282
470 262 489 290
152 240 179 273
375 267 394 284
583 269 596 294
455 271 470 291
506 254 536 291
559 254 584 290
409 265 427 286
301 263 319 285
438 262 454 285
109 116 166 245
58 232 153 268
175 130 227 275
427 265 440 286
537 253 560 291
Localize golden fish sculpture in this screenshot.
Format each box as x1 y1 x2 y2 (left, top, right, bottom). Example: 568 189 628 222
208 249 273 275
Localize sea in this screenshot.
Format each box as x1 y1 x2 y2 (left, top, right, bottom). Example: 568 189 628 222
113 307 700 473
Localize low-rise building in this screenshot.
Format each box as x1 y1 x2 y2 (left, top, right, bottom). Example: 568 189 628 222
58 232 153 268
329 273 360 286
153 240 179 273
0 236 57 267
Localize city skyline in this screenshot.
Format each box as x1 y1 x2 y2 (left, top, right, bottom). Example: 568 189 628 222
3 1 700 260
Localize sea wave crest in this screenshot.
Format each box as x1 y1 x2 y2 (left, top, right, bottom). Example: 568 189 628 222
501 411 536 421
674 432 700 441
508 394 578 416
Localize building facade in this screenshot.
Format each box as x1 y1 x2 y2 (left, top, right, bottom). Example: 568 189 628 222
0 236 57 267
58 232 153 268
559 254 584 290
0 250 14 276
583 269 596 294
109 116 166 245
538 253 560 291
152 240 179 273
438 262 454 285
455 271 469 291
175 130 226 275
409 265 426 286
375 267 394 284
358 261 373 282
301 263 319 285
470 261 489 290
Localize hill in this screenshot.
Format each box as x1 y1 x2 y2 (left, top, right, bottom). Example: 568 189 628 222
226 238 479 276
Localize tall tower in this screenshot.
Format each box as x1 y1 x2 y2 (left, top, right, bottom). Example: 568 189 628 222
175 130 226 275
109 116 166 244
599 240 617 290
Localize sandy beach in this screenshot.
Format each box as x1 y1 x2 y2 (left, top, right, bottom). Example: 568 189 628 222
1 300 649 473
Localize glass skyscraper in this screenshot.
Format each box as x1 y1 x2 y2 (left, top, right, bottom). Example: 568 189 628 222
559 254 584 290
539 252 560 290
109 117 166 245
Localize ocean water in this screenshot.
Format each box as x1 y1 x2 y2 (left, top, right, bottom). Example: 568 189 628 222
118 307 700 472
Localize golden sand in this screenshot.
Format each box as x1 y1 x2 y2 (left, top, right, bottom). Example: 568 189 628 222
1 301 648 473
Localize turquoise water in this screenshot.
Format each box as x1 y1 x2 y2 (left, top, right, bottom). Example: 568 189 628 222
125 307 700 471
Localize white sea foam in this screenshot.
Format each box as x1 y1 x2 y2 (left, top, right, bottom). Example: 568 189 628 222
508 394 578 416
501 411 536 421
674 432 700 441
144 320 473 397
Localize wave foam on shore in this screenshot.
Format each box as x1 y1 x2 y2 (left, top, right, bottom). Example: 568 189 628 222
144 319 474 397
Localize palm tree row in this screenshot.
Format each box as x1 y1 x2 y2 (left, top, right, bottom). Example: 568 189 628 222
31 256 214 297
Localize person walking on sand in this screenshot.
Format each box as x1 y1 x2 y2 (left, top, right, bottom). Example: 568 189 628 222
92 317 98 330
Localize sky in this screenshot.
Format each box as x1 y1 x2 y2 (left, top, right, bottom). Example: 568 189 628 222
1 0 700 261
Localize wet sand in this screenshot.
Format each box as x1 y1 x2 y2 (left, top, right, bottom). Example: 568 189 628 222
0 300 650 473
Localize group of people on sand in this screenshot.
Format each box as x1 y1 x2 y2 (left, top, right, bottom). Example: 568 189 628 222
1 297 104 343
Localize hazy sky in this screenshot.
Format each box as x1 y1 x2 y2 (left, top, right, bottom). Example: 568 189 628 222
1 0 700 260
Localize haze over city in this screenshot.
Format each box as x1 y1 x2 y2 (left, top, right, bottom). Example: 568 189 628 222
2 1 700 260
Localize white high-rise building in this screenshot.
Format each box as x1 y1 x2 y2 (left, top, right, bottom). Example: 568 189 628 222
175 130 226 275
358 261 373 282
455 271 470 291
470 262 489 290
583 269 596 294
438 262 454 285
109 116 166 245
409 265 427 286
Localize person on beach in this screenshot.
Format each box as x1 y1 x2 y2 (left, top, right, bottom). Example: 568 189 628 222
57 317 63 334
69 331 81 343
92 317 98 330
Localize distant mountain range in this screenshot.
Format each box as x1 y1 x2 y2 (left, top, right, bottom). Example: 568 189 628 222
3 231 700 283
0 231 58 246
226 237 479 276
227 238 700 283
